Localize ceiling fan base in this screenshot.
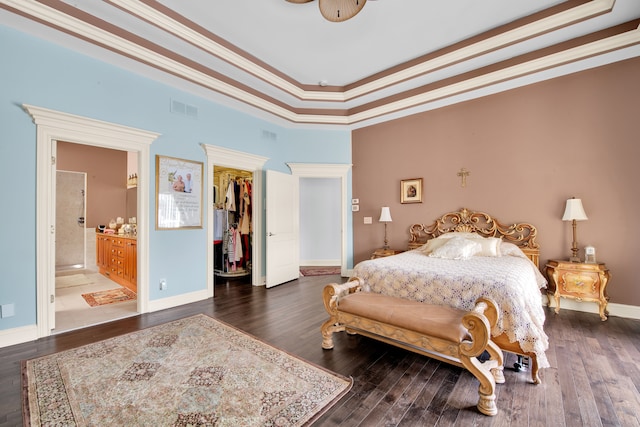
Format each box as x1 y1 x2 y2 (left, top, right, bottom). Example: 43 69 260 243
286 0 368 22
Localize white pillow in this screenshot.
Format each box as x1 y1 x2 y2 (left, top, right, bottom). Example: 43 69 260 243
429 237 481 260
417 238 448 254
436 233 501 256
473 237 502 257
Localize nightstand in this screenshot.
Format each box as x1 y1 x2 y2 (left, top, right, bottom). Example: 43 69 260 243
371 248 404 259
545 259 610 321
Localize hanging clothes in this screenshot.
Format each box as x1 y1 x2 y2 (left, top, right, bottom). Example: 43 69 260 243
224 180 236 212
234 227 243 263
225 224 243 271
214 209 225 241
233 178 241 211
239 180 251 236
245 180 252 218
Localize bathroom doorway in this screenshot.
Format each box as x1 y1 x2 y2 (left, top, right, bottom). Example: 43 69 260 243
28 104 158 339
53 143 138 333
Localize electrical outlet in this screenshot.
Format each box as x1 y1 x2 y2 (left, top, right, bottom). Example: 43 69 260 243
364 217 372 224
160 279 167 291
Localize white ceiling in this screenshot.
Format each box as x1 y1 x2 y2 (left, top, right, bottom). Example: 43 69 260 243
1 0 640 129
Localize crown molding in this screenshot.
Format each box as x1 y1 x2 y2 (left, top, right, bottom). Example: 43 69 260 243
2 0 638 127
108 0 615 102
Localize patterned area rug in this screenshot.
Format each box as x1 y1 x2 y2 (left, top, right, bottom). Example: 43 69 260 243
299 266 341 276
81 287 136 307
22 314 352 426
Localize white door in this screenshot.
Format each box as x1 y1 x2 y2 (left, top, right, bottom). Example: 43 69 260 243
266 170 299 288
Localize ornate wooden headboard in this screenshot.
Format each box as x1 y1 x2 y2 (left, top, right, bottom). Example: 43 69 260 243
407 208 541 267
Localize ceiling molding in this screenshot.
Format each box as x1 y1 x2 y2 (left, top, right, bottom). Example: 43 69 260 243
1 0 639 127
108 0 615 103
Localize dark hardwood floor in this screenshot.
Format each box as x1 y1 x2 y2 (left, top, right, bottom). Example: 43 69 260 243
2 275 640 426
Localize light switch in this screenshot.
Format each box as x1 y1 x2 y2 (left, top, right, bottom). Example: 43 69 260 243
364 217 372 224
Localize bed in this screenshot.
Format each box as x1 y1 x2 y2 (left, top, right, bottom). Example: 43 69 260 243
351 208 549 383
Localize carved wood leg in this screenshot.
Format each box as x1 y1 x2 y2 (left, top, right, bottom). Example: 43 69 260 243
321 320 346 350
554 293 561 314
530 354 541 385
485 341 505 384
545 291 551 307
460 355 497 416
598 300 608 321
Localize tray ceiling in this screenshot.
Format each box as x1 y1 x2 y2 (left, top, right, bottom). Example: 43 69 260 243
1 0 639 129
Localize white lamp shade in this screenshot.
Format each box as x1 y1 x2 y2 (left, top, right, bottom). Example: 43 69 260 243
379 207 392 222
562 198 588 221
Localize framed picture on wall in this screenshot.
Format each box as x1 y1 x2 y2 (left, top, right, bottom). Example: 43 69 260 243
156 155 204 229
400 178 423 204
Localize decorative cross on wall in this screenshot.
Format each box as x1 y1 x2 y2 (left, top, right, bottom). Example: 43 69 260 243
457 168 470 187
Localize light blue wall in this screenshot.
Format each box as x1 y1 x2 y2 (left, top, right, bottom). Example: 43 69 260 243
0 25 352 332
300 178 341 262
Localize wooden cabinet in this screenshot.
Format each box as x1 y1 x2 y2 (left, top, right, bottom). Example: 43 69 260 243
124 239 137 288
545 259 610 321
96 233 137 293
96 234 111 270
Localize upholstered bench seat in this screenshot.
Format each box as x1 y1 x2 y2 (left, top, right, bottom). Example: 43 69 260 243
337 291 470 344
321 277 505 416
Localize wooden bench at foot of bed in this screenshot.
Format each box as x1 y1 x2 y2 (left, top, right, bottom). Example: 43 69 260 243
321 277 505 416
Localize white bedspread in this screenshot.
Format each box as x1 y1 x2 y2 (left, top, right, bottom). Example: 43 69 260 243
352 247 550 368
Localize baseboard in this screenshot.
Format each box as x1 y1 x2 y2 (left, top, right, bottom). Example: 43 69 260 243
147 289 212 312
299 259 341 267
0 324 39 348
545 297 640 320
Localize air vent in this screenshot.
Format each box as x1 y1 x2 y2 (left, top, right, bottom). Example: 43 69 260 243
261 130 277 141
170 99 198 119
185 104 198 119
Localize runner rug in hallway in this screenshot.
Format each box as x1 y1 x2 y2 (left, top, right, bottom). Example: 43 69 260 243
299 266 341 276
22 314 352 426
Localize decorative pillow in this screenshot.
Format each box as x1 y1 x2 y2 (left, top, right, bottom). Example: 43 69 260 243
472 237 502 257
417 238 448 254
436 233 502 256
429 237 481 260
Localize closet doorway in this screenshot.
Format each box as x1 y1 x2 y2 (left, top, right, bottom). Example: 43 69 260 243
213 166 253 283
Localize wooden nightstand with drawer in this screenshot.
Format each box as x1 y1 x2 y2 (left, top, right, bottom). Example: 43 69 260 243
371 248 404 259
545 259 610 321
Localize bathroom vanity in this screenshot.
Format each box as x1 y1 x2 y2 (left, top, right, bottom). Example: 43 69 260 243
96 233 137 293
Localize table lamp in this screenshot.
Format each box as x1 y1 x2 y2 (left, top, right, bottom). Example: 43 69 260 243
562 197 588 262
379 207 392 249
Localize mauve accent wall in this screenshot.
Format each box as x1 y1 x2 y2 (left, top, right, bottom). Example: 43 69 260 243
352 56 640 307
57 142 127 229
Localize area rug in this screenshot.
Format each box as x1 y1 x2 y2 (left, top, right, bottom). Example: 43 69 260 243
81 287 136 307
299 266 341 276
55 274 94 289
22 314 352 426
